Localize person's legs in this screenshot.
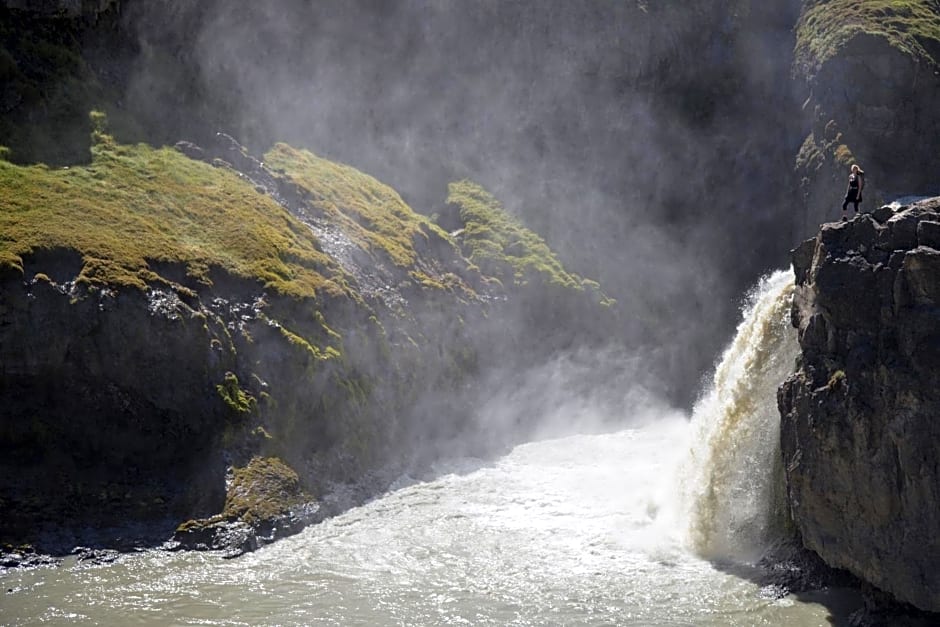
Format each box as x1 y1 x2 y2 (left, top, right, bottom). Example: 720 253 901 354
842 197 850 220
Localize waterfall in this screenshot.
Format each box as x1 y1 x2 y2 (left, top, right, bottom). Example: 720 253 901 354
682 269 798 561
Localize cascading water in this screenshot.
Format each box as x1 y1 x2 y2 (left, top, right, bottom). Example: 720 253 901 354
3 269 857 626
681 269 798 561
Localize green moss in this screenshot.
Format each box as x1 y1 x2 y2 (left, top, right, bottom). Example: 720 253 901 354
216 372 257 415
0 122 349 299
796 1 940 76
796 133 823 172
264 143 450 273
827 369 846 389
833 143 855 166
221 457 309 525
797 131 860 175
276 324 340 361
445 180 583 289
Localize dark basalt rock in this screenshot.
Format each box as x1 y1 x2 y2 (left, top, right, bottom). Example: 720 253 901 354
757 538 860 597
172 501 327 559
779 197 940 613
71 546 120 567
0 545 59 571
871 204 896 224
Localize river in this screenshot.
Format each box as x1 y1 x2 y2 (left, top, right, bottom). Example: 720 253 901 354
0 272 862 625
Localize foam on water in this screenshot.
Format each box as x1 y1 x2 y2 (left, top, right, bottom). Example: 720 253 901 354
2 269 856 626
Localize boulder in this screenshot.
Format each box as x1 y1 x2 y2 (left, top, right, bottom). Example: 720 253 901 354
871 205 895 224
916 221 940 250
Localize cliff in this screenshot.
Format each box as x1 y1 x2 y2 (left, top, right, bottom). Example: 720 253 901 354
794 1 940 233
779 197 940 612
0 122 609 556
9 1 936 406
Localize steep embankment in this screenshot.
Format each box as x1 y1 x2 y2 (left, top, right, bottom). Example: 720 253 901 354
0 1 809 408
779 197 940 612
794 1 940 232
0 121 608 556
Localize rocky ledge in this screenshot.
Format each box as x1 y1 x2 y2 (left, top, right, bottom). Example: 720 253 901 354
779 197 940 613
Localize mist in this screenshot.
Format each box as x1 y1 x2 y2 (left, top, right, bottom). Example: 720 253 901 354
39 0 808 406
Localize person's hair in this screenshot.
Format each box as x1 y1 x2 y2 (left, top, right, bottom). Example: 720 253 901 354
851 164 862 173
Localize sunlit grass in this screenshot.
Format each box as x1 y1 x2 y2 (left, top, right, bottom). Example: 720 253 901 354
0 132 349 299
446 179 584 290
796 0 940 75
264 143 450 271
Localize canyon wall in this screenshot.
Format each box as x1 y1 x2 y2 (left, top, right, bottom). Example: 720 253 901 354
779 198 940 612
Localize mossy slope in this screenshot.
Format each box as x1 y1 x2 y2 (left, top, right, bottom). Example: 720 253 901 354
0 129 347 299
795 0 940 77
264 143 460 288
446 180 611 302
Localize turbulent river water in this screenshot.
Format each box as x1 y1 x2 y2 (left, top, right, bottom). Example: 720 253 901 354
1 271 861 625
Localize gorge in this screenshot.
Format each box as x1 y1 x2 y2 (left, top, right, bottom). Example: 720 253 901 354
2 1 940 625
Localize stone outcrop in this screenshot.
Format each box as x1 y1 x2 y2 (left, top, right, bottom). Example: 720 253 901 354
779 197 940 612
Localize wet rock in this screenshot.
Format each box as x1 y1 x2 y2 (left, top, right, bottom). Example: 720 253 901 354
758 539 858 596
173 141 205 161
71 546 120 566
847 583 939 627
871 204 895 224
0 544 59 570
884 210 919 251
172 501 326 558
916 221 940 250
780 197 940 613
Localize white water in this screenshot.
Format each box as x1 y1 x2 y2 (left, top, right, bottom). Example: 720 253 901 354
1 270 859 625
683 270 799 560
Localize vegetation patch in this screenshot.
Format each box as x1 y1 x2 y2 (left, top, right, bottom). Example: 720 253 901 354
0 118 348 299
216 372 257 416
222 456 309 525
827 369 846 389
264 143 451 277
795 1 940 76
445 180 588 291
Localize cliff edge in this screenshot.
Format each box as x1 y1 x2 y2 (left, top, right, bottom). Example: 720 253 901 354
779 197 940 612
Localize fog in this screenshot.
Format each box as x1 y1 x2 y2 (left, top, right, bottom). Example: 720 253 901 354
107 0 806 406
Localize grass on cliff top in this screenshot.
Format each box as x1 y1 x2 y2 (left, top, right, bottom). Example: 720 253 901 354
795 0 940 75
446 180 587 291
264 143 449 271
0 128 348 299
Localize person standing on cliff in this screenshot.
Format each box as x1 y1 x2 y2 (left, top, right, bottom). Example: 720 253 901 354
841 164 865 221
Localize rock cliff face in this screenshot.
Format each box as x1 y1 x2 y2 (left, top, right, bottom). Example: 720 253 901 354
794 1 940 234
0 128 610 555
0 0 116 17
779 197 940 612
